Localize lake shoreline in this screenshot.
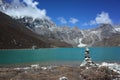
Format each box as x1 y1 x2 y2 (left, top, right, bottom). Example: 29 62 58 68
1 61 120 68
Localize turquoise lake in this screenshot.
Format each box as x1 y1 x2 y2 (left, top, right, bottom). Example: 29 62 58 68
0 47 120 65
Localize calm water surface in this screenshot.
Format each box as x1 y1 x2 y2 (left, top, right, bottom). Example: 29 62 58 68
0 47 120 65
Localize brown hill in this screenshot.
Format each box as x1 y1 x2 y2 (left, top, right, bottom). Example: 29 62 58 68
0 12 71 49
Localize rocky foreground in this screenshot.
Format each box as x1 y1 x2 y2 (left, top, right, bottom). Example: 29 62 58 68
0 63 120 80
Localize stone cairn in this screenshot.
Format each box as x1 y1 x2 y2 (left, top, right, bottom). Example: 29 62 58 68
80 47 97 68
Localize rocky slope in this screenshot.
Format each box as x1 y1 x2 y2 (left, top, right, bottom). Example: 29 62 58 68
81 24 120 47
0 12 72 49
15 14 120 47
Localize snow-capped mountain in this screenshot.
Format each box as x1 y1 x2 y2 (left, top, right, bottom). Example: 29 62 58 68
0 0 83 47
16 16 83 47
79 24 120 47
114 25 120 32
17 17 56 31
0 0 120 47
15 18 120 47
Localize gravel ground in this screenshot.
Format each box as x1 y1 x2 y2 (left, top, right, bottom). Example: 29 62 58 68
0 65 119 80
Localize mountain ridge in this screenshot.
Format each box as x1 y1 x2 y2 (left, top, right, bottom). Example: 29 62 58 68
0 12 72 49
0 0 120 48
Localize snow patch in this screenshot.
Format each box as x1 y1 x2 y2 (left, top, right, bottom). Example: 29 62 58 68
41 67 47 70
78 38 86 47
91 31 99 34
115 27 120 32
100 62 120 74
31 64 39 69
14 67 30 70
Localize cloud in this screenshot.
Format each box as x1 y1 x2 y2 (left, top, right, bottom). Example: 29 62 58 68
89 20 96 25
83 12 112 26
57 17 67 24
3 0 49 20
69 18 79 24
23 0 39 8
95 12 112 24
57 17 79 24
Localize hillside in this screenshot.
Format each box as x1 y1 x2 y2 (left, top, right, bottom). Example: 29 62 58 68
0 12 72 49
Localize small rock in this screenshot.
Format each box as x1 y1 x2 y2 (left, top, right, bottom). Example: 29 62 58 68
59 76 68 80
31 64 39 69
41 66 47 70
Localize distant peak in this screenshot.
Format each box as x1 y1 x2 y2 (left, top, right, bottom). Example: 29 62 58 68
96 23 113 30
